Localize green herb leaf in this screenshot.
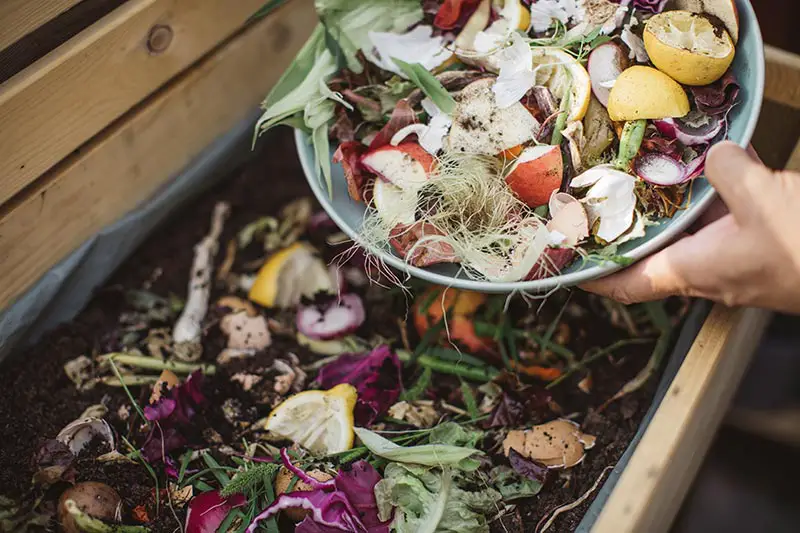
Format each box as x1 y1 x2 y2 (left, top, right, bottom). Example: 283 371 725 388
459 381 480 420
401 367 432 401
354 427 480 468
392 58 456 114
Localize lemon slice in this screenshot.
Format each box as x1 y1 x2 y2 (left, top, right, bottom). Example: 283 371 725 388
264 384 357 455
607 66 690 121
530 48 591 122
644 10 735 86
495 0 530 31
248 242 334 308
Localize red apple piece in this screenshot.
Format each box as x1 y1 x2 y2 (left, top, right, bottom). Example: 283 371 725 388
505 145 563 208
360 142 436 190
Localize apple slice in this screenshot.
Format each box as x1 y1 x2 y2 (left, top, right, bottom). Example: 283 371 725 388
360 142 436 190
505 145 563 208
372 179 417 226
672 0 739 43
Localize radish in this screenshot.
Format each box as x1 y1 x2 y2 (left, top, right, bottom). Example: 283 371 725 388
653 113 724 146
360 143 435 190
634 153 688 186
587 43 629 107
296 294 366 341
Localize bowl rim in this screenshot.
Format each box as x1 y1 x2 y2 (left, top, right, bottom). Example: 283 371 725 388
295 0 765 294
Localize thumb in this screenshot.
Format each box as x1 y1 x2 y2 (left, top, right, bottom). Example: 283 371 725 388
704 141 768 221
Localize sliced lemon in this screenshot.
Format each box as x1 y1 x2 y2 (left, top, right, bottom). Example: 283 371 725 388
495 0 530 31
644 10 735 86
264 384 357 455
607 66 690 121
248 242 334 308
530 48 591 122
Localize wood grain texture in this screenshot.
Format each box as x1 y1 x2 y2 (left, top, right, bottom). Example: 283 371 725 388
764 45 800 109
592 305 772 533
0 0 129 84
0 0 83 51
0 0 316 310
0 0 272 207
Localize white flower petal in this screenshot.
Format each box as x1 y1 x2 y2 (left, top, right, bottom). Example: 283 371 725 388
530 0 582 33
493 70 537 108
621 27 649 63
366 25 451 77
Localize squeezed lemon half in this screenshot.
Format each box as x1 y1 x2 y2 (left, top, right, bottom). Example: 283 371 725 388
644 10 735 86
607 66 690 121
264 384 357 455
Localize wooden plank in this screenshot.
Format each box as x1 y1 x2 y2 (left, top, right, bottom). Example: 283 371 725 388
0 0 275 207
0 0 83 51
764 45 800 109
0 0 316 311
592 305 772 533
0 0 129 85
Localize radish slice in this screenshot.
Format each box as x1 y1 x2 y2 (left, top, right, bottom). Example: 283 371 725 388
588 43 629 107
684 150 707 181
634 153 687 186
296 294 366 340
653 111 724 146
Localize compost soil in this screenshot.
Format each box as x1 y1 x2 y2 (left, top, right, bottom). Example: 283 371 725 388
0 130 664 532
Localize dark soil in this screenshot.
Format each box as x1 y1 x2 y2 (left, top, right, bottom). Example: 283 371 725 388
0 129 672 532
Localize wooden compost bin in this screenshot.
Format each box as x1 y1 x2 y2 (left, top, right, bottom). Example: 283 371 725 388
1 1 799 532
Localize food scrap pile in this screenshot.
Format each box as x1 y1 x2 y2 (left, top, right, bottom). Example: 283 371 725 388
0 142 688 533
258 0 741 282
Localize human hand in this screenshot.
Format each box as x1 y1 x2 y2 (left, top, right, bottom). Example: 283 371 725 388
581 141 800 314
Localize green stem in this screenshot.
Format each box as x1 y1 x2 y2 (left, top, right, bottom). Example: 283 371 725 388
99 375 160 387
107 359 148 425
103 353 215 375
397 350 499 382
546 337 654 389
64 500 149 533
550 72 573 146
614 119 646 170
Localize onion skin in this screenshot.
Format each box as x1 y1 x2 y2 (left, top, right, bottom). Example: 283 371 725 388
634 153 688 186
185 491 246 533
58 482 122 533
295 294 366 341
653 116 724 146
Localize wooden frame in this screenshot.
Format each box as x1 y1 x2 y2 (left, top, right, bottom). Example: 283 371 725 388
593 44 800 533
0 0 315 310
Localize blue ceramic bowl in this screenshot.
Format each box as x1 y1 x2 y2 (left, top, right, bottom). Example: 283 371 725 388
296 0 764 293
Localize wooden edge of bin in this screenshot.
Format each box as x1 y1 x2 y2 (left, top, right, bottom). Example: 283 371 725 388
0 0 317 310
592 305 772 533
0 0 276 207
0 0 83 51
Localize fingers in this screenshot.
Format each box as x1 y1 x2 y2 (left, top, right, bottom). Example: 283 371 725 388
580 237 691 304
692 196 728 231
704 141 767 220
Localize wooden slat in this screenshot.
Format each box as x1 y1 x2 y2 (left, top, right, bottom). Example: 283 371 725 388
592 305 772 533
0 0 83 51
0 0 317 311
0 0 274 207
764 45 800 109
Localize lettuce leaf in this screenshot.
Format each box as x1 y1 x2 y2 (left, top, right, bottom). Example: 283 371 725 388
354 428 481 469
374 463 502 533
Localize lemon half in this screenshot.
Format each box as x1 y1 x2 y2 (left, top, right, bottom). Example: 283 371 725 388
644 10 735 86
607 66 690 121
531 48 592 122
248 242 334 308
264 384 357 455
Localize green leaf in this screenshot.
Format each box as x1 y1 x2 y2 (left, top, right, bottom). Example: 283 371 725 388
221 463 280 498
429 422 482 449
354 427 480 468
459 382 480 420
489 466 542 501
374 463 502 533
250 0 290 21
401 367 432 401
392 58 456 114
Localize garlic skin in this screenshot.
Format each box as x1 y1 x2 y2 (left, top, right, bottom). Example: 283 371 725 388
56 417 115 456
365 25 451 77
571 165 637 243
